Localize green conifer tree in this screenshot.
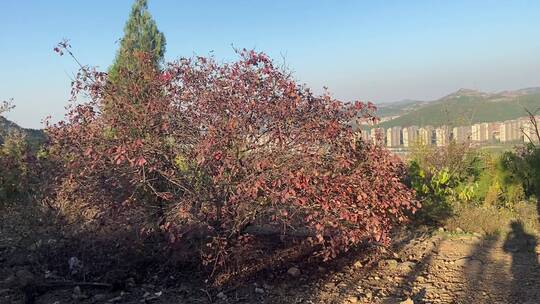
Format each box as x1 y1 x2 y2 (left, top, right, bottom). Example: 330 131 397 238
108 0 166 83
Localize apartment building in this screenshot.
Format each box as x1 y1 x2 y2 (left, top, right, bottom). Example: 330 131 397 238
435 127 450 147
471 122 490 142
386 126 402 147
402 126 419 147
452 126 471 143
500 120 522 143
418 126 434 146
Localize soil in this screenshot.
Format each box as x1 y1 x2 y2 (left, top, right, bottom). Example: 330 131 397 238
1 224 539 304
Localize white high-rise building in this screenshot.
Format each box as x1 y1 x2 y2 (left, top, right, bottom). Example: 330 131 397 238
402 126 419 147
500 120 522 143
452 126 471 143
418 126 434 146
471 123 489 142
386 126 402 147
435 127 450 147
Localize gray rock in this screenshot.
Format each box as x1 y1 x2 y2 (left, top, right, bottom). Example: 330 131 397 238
380 259 399 269
325 282 336 289
287 267 301 277
216 292 227 300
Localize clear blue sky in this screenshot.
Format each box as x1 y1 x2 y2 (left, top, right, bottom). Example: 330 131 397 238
1 0 540 128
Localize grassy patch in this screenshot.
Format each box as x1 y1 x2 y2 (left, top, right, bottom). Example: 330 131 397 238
444 201 539 237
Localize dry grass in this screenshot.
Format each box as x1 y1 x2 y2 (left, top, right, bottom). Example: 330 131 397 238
444 201 539 236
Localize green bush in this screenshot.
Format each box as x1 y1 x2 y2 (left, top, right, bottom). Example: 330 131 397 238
408 160 453 222
0 132 32 201
407 142 480 222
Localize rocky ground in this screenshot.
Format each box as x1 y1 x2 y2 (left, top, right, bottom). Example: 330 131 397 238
2 224 540 304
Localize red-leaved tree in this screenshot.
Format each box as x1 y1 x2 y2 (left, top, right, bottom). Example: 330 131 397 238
48 42 418 281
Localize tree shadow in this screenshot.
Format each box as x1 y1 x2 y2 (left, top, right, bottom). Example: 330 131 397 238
503 221 540 302
456 221 540 304
295 226 442 304
456 234 505 303
537 197 540 224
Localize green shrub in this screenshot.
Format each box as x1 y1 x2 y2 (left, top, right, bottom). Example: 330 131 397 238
0 132 32 201
407 142 481 222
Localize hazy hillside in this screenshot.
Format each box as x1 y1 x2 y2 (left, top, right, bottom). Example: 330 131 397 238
0 116 46 146
375 99 431 117
376 88 540 128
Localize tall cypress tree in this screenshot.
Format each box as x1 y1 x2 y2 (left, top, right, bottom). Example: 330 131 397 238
109 0 166 83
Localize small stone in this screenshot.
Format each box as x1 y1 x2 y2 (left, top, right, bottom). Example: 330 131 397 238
373 276 380 280
325 282 336 289
347 295 359 303
353 261 363 269
399 261 416 271
287 267 301 277
417 276 426 283
216 292 227 300
455 227 464 233
438 227 445 232
380 259 399 269
364 291 373 299
255 287 264 294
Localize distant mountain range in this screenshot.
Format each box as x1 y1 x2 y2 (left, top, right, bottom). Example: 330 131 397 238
374 87 540 128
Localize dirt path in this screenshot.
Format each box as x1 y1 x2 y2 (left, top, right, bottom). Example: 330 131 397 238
2 224 539 303
301 224 540 304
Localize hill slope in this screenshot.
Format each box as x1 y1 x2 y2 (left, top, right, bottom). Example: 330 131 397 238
0 116 46 146
376 88 540 128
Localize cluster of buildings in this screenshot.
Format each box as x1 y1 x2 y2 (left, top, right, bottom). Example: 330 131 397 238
357 117 539 148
